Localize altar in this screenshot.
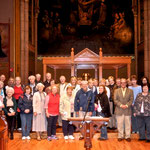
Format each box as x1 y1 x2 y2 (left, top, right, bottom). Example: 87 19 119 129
42 48 132 81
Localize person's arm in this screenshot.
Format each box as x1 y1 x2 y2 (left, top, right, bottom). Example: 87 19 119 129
18 96 25 112
126 90 134 107
33 93 37 116
74 91 80 113
59 96 64 116
2 99 8 115
114 89 122 107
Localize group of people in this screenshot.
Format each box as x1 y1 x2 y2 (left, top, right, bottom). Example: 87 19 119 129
0 73 150 143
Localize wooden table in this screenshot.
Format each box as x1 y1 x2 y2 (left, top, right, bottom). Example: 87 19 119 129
68 117 109 150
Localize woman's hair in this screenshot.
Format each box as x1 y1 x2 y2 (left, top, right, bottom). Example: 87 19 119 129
24 85 32 94
141 76 150 86
36 83 45 90
130 75 137 81
66 86 74 91
142 83 149 92
6 87 14 94
99 84 107 94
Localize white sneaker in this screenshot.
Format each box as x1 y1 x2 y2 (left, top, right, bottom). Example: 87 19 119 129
64 136 68 140
68 135 75 140
22 136 26 140
26 136 31 140
18 128 22 131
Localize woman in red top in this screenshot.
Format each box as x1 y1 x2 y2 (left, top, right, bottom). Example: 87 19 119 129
45 84 60 141
13 76 24 130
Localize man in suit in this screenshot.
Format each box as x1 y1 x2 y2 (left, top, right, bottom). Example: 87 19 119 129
114 78 133 142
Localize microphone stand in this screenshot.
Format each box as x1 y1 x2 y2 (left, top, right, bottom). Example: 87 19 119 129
82 98 91 124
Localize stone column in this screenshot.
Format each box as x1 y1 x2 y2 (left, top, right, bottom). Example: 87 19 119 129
24 0 29 84
132 0 138 76
35 0 39 73
144 0 150 80
20 0 25 83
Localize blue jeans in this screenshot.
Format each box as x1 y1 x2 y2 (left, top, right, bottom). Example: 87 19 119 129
98 112 108 139
20 113 33 137
137 115 150 140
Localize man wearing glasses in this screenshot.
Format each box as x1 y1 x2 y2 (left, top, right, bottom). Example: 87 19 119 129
114 78 133 142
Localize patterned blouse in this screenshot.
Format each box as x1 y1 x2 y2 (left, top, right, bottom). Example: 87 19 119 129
133 93 150 116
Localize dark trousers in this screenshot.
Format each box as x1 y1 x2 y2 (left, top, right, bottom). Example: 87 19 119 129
16 100 21 129
6 116 16 137
137 115 150 140
47 116 58 136
20 113 33 137
62 120 74 136
131 106 139 132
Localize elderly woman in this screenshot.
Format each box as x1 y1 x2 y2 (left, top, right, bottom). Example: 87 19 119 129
3 87 17 140
0 81 5 98
32 83 47 141
18 86 33 140
13 76 24 130
95 85 111 140
133 84 150 142
28 75 37 95
60 86 75 140
45 85 59 141
0 81 4 110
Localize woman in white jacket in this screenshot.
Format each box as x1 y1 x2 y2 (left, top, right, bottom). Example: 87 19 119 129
60 86 75 140
32 83 47 140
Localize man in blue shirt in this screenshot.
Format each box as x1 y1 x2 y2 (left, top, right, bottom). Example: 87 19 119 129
74 80 95 118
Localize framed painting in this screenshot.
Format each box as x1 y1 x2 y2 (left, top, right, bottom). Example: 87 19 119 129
0 23 10 77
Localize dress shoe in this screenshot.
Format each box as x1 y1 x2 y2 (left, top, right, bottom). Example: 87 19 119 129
79 136 84 140
138 139 145 141
126 138 131 142
146 140 150 143
118 138 123 141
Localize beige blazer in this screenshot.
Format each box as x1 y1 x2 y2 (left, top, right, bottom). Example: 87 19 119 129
33 91 46 114
114 88 133 116
59 93 75 120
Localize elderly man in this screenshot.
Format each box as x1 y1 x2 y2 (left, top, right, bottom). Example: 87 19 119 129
114 78 133 142
43 73 52 90
74 80 94 118
74 80 95 140
35 74 42 84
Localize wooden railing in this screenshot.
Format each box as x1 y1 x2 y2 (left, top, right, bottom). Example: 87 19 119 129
0 111 8 150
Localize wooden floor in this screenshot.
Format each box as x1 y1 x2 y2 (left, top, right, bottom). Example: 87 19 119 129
8 133 150 150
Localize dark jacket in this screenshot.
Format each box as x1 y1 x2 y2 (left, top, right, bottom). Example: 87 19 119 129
18 94 33 114
74 88 94 112
95 92 111 117
3 97 17 116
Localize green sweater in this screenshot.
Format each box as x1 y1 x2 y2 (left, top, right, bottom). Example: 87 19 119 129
3 97 17 116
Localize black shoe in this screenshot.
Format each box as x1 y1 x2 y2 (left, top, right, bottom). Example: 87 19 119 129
138 139 145 141
126 138 131 142
118 138 123 141
10 135 14 140
146 140 150 143
79 136 84 140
